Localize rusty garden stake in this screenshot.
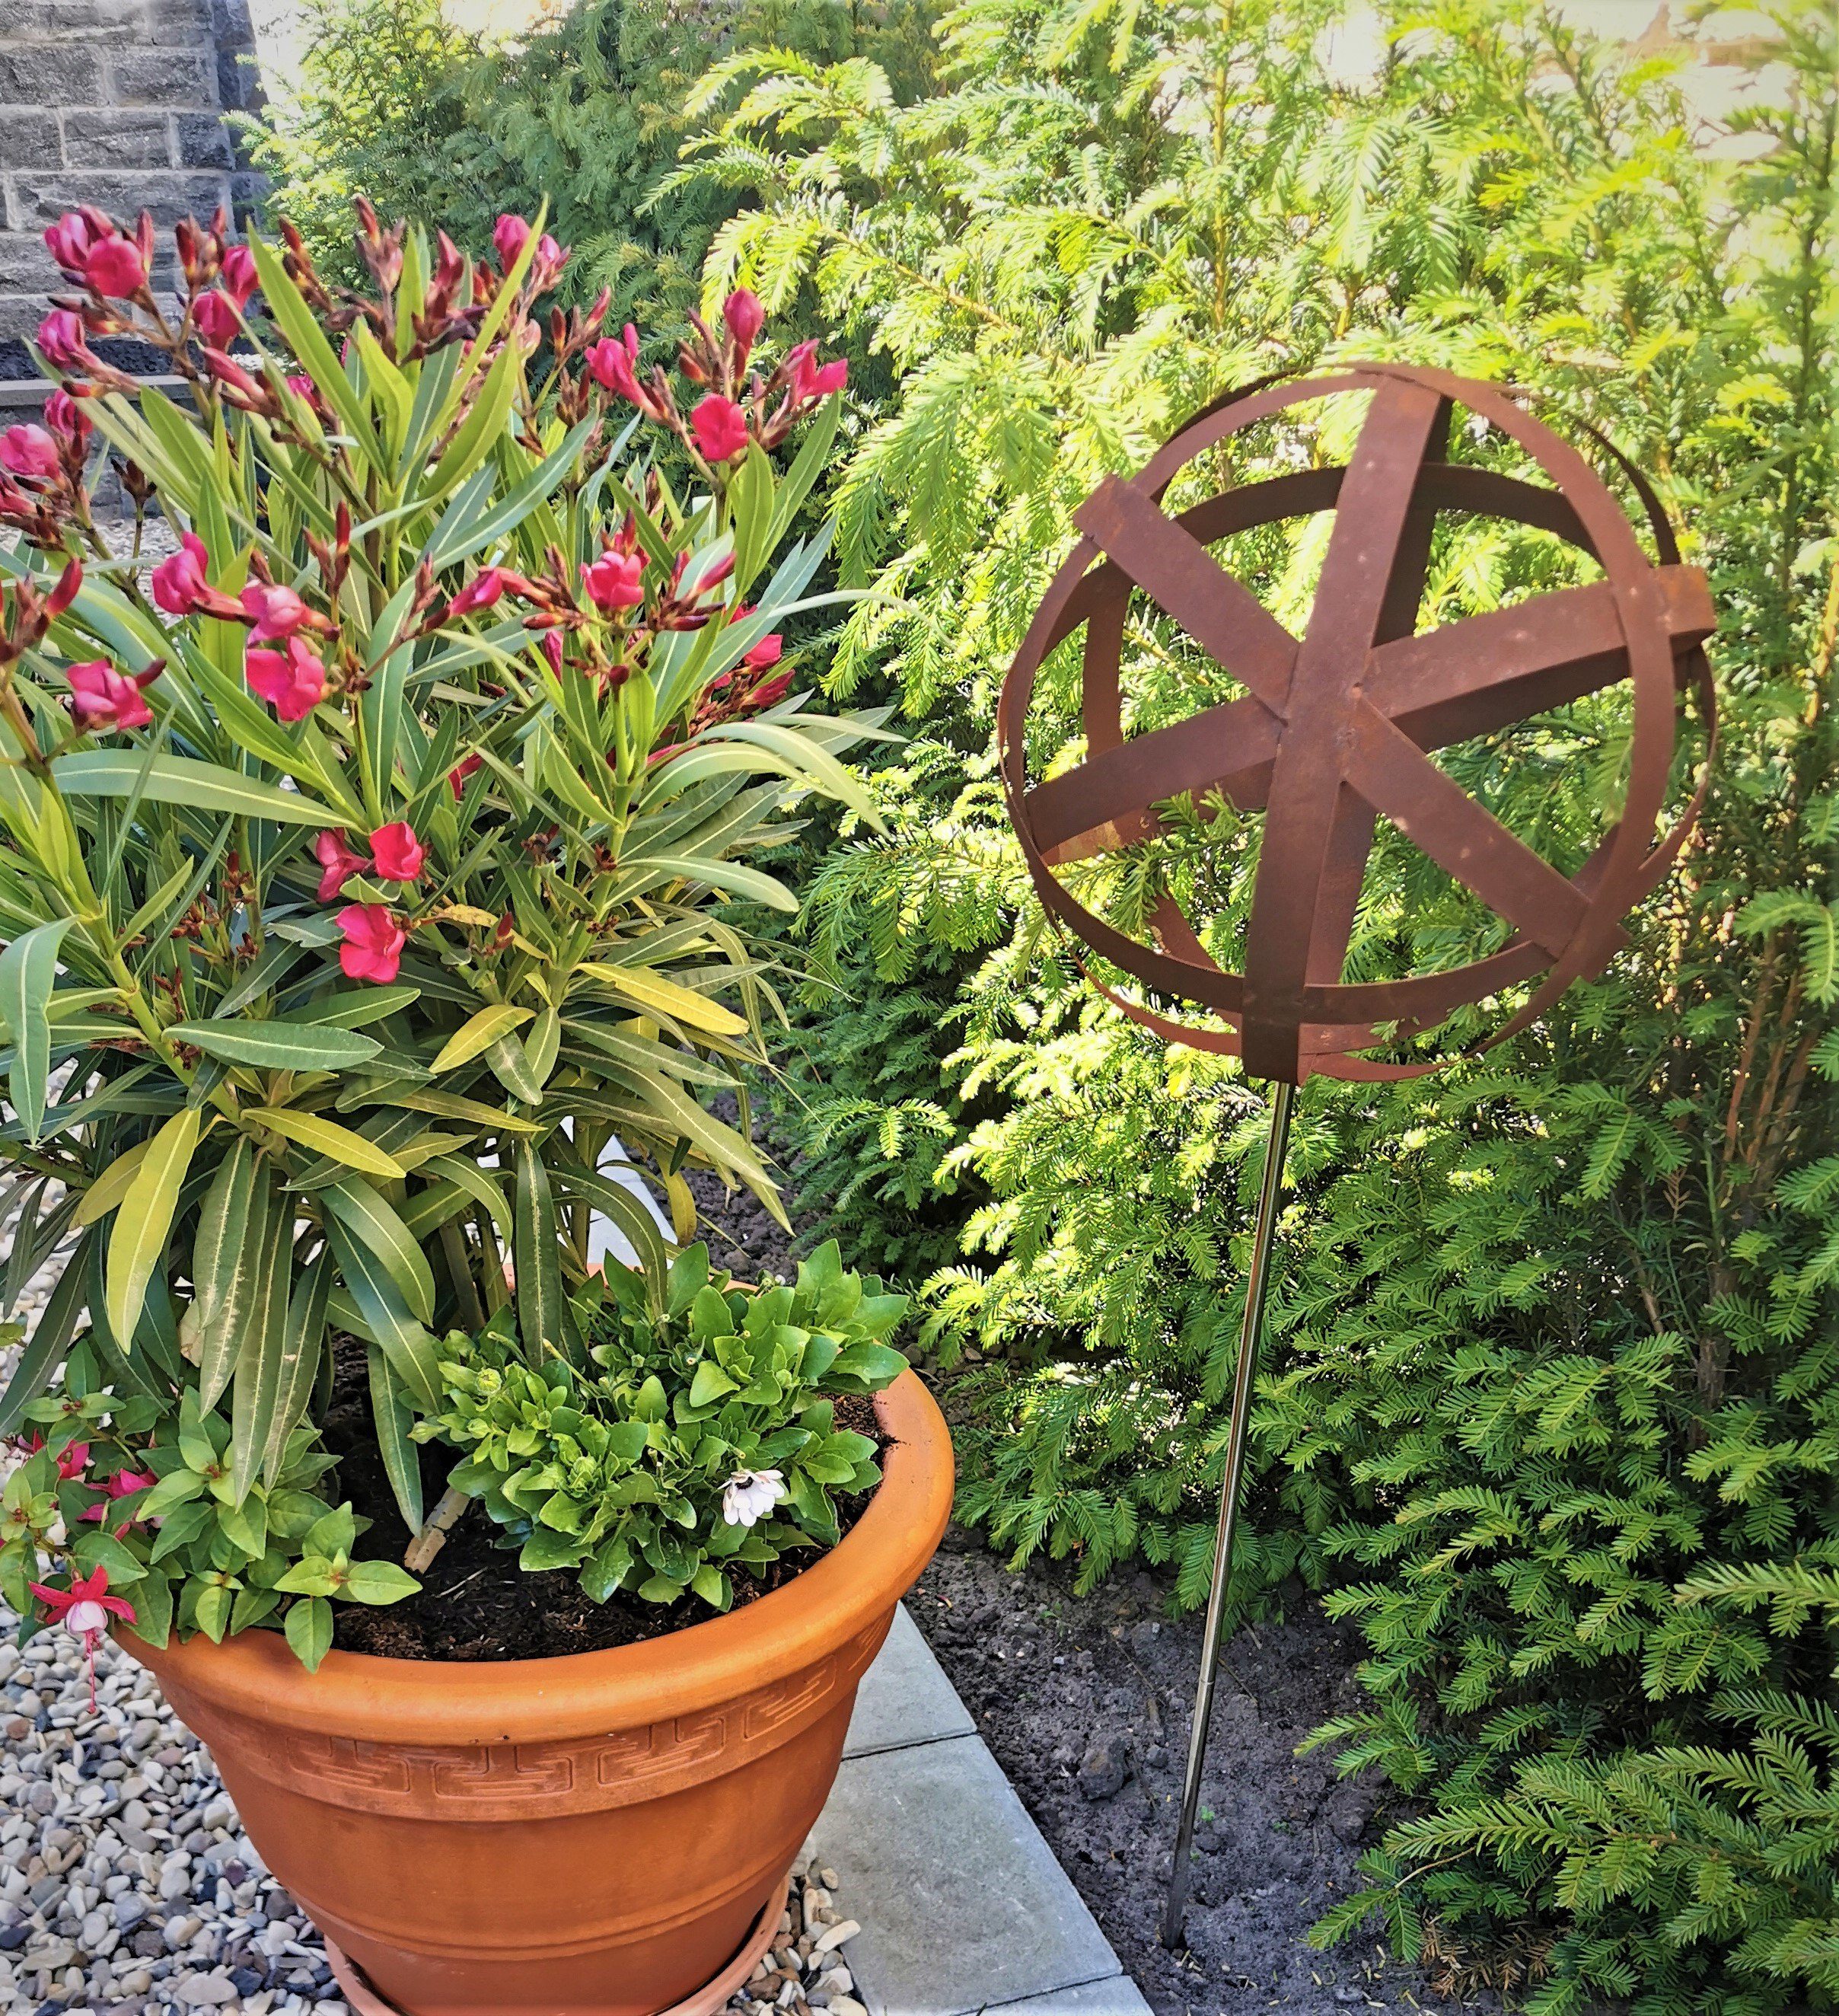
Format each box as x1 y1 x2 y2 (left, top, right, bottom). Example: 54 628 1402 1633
996 363 1716 1947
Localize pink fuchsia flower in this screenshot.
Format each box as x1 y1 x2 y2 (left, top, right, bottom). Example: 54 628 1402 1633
723 287 764 359
192 289 239 348
721 1469 785 1529
245 636 326 721
581 551 644 612
313 828 371 903
66 661 158 733
26 1565 135 1710
368 821 425 883
690 394 750 464
221 244 258 308
493 214 531 270
448 569 505 617
336 903 406 984
151 531 212 616
0 425 59 481
83 236 147 298
448 752 483 799
37 309 88 371
239 580 308 641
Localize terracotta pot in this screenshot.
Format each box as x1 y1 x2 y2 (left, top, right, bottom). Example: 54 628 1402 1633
123 1369 952 2016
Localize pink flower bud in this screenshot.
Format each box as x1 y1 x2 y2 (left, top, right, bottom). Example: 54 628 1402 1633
723 287 764 356
221 244 258 308
690 394 750 464
36 310 87 370
313 828 371 903
43 391 90 445
448 569 505 617
368 820 425 883
493 214 531 271
192 289 240 348
43 211 100 277
336 903 406 984
448 751 483 799
0 425 59 481
245 636 326 721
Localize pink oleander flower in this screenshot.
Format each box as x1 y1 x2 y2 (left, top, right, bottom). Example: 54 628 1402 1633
585 325 646 408
313 828 371 903
731 607 783 672
37 309 88 371
27 1565 135 1711
83 236 146 298
534 233 566 281
368 820 425 883
793 349 847 402
493 214 531 270
0 425 59 481
43 390 90 446
336 903 406 984
540 631 564 675
54 1440 91 1482
245 636 326 721
581 551 644 612
240 580 308 641
192 289 239 348
448 569 505 617
724 287 764 359
151 531 211 616
43 210 104 277
690 394 750 464
221 244 258 308
448 752 483 799
66 660 158 733
285 374 315 403
721 1469 785 1529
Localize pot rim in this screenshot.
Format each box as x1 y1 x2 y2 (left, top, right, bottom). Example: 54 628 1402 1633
122 1367 952 1746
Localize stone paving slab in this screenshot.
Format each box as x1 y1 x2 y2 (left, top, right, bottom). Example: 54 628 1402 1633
814 1614 1146 2016
844 1603 979 1760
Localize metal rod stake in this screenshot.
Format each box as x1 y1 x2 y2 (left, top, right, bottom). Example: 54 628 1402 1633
1161 1077 1296 1949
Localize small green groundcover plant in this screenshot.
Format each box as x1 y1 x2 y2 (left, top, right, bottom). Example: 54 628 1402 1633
421 1240 907 1614
0 190 888 1676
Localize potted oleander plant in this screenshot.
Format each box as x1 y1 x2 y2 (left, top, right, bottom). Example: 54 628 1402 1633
0 199 951 2015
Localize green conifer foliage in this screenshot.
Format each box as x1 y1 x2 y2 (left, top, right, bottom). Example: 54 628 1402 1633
678 3 1837 2002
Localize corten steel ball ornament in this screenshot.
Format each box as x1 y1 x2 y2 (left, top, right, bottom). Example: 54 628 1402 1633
994 363 1716 1945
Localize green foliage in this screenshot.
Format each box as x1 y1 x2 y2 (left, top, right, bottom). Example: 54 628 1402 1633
252 0 939 324
2 1385 410 1674
419 1239 906 1607
676 0 1839 2005
0 202 872 1660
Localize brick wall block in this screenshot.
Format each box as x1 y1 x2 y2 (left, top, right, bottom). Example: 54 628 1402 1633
63 110 177 170
10 169 231 229
106 49 214 105
175 112 234 169
0 46 103 101
0 111 63 169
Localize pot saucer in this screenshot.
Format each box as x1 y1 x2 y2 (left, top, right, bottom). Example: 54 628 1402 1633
321 1871 793 2016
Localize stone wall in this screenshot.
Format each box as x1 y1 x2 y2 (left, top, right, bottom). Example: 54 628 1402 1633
0 0 261 346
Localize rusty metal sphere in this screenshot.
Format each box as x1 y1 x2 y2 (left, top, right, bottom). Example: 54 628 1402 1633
997 363 1716 1085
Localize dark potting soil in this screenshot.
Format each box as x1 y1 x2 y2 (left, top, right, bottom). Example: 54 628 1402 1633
322 1338 884 1662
